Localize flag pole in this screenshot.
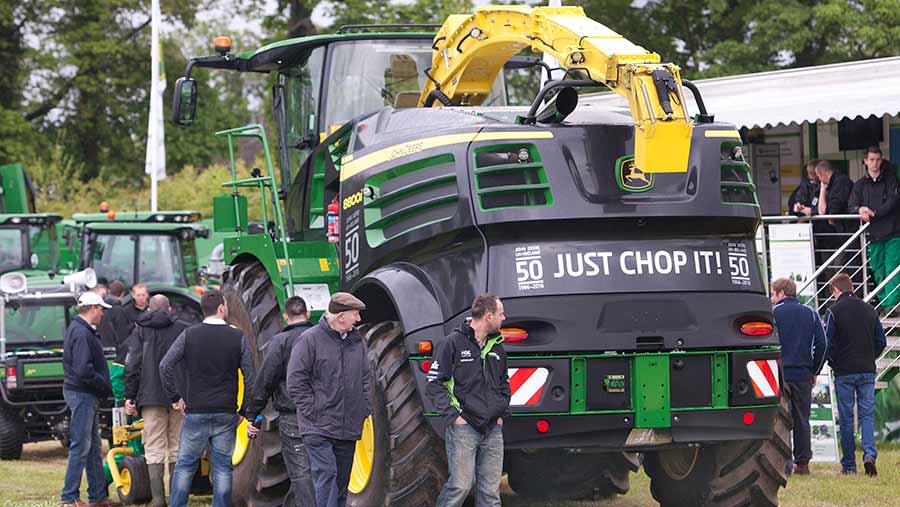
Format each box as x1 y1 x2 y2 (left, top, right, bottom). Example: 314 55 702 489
147 0 165 211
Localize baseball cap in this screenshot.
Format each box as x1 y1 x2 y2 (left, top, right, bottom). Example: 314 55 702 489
78 292 112 308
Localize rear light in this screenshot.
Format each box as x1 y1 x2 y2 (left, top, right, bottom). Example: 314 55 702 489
740 321 773 336
417 341 432 353
500 327 528 343
742 412 755 425
420 360 432 373
5 367 17 389
536 419 550 433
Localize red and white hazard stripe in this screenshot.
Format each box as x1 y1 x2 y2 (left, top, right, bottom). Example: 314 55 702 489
508 367 549 406
746 359 780 398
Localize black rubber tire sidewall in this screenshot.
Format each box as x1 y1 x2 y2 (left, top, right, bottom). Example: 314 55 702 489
117 455 152 504
0 409 24 460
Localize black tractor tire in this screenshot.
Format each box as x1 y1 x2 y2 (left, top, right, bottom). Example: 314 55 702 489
117 455 152 505
0 409 24 460
506 449 638 501
346 321 447 507
643 392 792 507
222 260 286 507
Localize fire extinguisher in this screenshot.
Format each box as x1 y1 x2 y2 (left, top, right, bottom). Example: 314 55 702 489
327 197 340 243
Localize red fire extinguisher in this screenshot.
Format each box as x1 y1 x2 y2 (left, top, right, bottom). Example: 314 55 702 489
327 197 340 243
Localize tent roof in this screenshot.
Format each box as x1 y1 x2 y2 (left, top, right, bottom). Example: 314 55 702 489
580 56 900 129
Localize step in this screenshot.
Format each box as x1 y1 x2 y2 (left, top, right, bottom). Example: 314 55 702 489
876 381 889 390
876 357 900 370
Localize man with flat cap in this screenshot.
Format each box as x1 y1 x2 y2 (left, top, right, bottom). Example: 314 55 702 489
287 292 370 507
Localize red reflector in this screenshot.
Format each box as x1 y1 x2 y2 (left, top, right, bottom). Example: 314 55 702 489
420 360 432 373
501 327 528 342
536 419 550 433
743 412 755 425
5 367 15 377
740 321 773 336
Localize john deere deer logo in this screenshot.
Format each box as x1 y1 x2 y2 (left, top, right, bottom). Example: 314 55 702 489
615 155 654 192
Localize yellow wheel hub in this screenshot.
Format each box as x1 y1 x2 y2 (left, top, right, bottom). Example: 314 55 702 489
119 467 132 495
348 416 375 494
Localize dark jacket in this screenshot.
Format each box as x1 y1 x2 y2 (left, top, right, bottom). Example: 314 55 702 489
791 178 820 215
98 299 133 363
772 297 827 382
245 321 313 419
426 322 510 434
848 171 900 242
815 172 854 232
124 310 190 408
286 317 370 441
63 316 112 398
824 292 887 376
159 319 256 414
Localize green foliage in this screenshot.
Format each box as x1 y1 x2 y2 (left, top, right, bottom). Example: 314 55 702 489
325 0 474 28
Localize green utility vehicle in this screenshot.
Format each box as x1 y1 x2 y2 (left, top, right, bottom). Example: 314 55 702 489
0 269 111 458
173 6 790 507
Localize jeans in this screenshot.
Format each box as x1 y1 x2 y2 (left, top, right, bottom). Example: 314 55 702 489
436 423 503 507
834 373 877 470
787 379 813 464
61 390 109 503
303 433 356 507
169 413 237 507
279 414 316 507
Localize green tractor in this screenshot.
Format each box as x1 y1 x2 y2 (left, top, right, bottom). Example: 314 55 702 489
173 6 790 507
68 210 214 322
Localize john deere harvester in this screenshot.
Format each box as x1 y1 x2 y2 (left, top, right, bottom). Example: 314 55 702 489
174 6 790 506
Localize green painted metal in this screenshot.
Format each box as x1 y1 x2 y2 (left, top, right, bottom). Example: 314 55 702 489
570 357 586 413
472 143 553 211
21 361 64 378
632 355 671 428
73 211 202 224
213 194 247 232
712 352 729 409
0 164 34 214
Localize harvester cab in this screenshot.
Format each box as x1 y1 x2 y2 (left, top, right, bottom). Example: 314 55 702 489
174 6 788 507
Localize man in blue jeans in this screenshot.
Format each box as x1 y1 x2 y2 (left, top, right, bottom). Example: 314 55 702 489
159 290 258 507
61 292 117 507
426 293 510 507
823 273 886 476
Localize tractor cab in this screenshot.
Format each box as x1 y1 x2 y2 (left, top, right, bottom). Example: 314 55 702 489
0 214 64 276
72 211 208 287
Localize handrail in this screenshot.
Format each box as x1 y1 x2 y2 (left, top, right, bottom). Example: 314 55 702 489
795 222 870 296
762 213 862 222
864 262 900 304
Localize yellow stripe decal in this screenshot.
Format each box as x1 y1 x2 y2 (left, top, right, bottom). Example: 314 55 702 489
704 129 741 138
340 131 553 181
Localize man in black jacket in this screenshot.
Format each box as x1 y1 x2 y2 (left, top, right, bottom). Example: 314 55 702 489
791 159 820 217
61 292 117 507
100 280 132 401
426 294 510 507
823 273 886 476
159 289 258 507
246 296 315 507
124 295 190 507
849 145 900 311
287 293 369 507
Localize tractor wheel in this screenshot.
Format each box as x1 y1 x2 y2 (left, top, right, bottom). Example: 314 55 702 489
643 392 792 507
346 321 447 507
506 449 638 501
223 260 290 507
116 455 152 505
0 409 24 460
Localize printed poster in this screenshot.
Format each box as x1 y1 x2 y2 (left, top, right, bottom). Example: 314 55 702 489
810 366 840 463
768 223 817 305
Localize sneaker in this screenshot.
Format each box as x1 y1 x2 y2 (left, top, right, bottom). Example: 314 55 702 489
794 462 810 475
841 468 856 475
864 456 878 477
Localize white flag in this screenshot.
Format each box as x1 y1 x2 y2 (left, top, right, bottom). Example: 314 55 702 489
145 0 166 184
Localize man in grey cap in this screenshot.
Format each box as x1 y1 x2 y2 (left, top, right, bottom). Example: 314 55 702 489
287 292 370 507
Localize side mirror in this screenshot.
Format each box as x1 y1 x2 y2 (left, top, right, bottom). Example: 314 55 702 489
172 77 198 126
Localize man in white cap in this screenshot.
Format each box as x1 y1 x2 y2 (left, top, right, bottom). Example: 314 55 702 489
61 292 119 507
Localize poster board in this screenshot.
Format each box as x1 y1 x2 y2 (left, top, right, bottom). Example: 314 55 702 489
768 223 817 305
810 366 840 463
751 143 782 215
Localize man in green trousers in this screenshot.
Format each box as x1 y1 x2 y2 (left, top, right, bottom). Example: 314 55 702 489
849 145 900 311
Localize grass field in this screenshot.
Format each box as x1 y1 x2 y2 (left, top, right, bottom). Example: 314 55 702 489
2 442 897 507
